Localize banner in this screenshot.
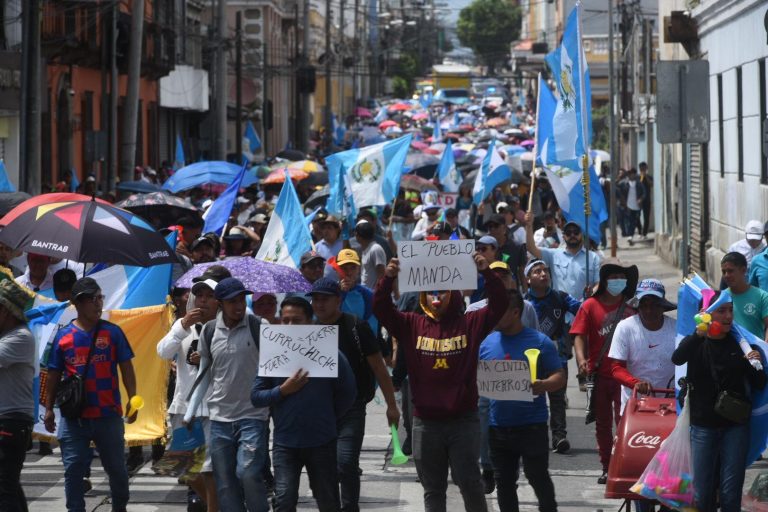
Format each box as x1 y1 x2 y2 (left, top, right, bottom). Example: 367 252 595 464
396 240 477 293
477 359 533 402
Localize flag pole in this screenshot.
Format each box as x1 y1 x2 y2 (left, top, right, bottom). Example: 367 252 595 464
576 1 592 295
528 73 543 213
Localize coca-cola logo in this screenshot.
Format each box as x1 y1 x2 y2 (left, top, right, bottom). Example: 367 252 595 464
628 431 661 449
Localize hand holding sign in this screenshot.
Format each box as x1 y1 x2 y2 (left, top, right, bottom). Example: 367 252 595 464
280 369 310 396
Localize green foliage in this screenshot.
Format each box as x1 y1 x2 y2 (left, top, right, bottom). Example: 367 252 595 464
591 103 609 150
392 76 410 99
396 53 418 83
457 0 521 72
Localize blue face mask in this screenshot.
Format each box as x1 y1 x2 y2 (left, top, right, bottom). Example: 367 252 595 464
606 278 627 296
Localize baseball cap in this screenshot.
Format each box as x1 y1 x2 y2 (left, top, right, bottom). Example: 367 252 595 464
214 277 253 300
630 278 676 311
337 249 361 266
563 221 582 232
71 277 100 300
307 277 342 297
314 209 328 222
189 236 215 252
431 222 453 236
191 264 232 283
477 235 498 248
53 268 77 292
483 214 506 229
496 202 510 213
746 220 763 240
524 259 549 276
489 261 510 272
300 250 325 267
250 213 269 224
423 203 441 211
445 208 458 218
322 215 342 226
224 227 248 240
191 278 219 294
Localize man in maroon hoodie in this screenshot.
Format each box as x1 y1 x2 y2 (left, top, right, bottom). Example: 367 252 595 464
373 253 508 512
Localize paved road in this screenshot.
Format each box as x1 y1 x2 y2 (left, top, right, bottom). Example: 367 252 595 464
22 239 768 510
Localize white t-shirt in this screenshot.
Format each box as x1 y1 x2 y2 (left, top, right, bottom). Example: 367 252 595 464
361 242 386 289
627 181 640 211
608 315 677 413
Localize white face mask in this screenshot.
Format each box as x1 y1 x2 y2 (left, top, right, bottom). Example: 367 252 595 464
606 278 627 296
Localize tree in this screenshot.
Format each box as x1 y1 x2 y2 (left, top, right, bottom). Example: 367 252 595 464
457 0 521 74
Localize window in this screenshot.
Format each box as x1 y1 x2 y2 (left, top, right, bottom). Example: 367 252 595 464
736 66 743 181
718 74 724 178
760 58 767 185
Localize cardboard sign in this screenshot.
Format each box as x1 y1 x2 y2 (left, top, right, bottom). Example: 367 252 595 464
397 239 477 293
476 359 534 402
258 324 339 377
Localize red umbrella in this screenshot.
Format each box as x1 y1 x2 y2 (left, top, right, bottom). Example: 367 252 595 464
412 112 428 121
379 120 398 129
262 168 309 184
388 102 412 112
0 193 110 227
355 106 372 118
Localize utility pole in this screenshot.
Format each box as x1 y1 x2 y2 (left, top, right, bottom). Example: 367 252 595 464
263 40 269 154
20 0 41 194
339 0 345 120
353 0 360 108
300 0 311 153
644 19 653 174
608 0 617 256
325 0 333 150
235 11 242 159
214 0 228 160
109 2 118 191
120 0 145 184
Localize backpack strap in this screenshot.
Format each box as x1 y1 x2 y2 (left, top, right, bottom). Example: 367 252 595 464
247 314 262 349
186 320 216 402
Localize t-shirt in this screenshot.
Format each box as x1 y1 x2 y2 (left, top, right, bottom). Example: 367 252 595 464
334 313 380 402
0 325 36 421
627 181 640 210
526 288 582 362
608 315 677 412
361 242 386 289
730 286 768 340
479 328 561 427
570 297 636 377
49 321 134 418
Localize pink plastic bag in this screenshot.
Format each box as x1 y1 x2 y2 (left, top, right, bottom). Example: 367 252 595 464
630 396 696 510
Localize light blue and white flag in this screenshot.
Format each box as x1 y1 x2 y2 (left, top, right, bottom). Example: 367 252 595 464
174 135 185 170
0 160 15 192
419 91 433 109
304 206 322 227
432 115 442 142
472 140 511 204
69 169 79 193
542 4 592 170
374 106 388 123
243 120 262 162
202 162 248 236
333 114 346 146
537 76 606 243
325 134 412 215
255 172 312 268
437 140 461 193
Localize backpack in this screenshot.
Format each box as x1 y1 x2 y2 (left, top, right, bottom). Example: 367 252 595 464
340 313 377 403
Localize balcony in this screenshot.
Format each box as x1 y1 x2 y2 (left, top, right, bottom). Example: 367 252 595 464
41 1 103 66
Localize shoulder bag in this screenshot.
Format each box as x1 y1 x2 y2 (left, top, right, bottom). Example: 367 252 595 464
585 303 626 424
707 341 751 424
55 321 101 419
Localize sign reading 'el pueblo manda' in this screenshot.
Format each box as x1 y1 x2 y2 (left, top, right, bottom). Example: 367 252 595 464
258 324 339 378
396 239 477 293
476 360 534 402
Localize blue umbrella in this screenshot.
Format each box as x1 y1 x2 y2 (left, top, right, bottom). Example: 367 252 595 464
162 161 258 193
116 180 162 193
501 144 527 155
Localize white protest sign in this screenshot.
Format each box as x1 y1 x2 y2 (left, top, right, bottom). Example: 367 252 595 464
397 239 477 293
437 193 458 207
476 359 534 402
258 324 339 378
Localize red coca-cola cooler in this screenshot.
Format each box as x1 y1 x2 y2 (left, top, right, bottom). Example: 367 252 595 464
605 389 678 500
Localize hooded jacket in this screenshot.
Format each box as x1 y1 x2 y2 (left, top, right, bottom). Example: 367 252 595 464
373 268 509 420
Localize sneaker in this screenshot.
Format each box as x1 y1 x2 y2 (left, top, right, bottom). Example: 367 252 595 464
83 478 92 494
554 438 571 454
597 471 608 484
482 469 495 494
38 442 53 456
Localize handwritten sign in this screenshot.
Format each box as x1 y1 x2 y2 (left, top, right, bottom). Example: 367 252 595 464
258 324 339 378
476 359 534 402
397 239 477 293
437 193 458 207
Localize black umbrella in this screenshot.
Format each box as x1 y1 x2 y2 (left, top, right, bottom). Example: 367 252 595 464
0 199 178 266
0 192 31 217
302 170 329 187
116 192 199 227
276 149 307 161
304 185 330 209
116 180 162 193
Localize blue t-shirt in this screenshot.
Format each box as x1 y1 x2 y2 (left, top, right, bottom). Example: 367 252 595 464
479 328 561 427
525 288 582 363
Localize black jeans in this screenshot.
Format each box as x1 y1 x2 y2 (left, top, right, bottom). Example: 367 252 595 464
273 440 339 512
548 365 568 444
336 400 367 512
0 418 32 512
489 423 557 512
641 200 651 236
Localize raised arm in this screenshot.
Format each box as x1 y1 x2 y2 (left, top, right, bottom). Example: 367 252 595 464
524 211 542 259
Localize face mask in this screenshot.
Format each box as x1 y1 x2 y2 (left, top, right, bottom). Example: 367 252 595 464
606 278 627 296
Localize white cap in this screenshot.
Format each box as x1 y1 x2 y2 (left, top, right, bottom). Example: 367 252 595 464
746 220 764 240
191 278 218 294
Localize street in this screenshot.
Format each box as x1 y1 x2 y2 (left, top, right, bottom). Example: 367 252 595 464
23 239 768 511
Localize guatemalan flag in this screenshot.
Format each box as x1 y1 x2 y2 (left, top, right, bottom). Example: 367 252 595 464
472 139 511 204
542 4 592 170
255 172 312 268
537 75 606 243
202 162 248 235
325 134 412 215
243 120 262 162
437 139 461 193
174 135 185 170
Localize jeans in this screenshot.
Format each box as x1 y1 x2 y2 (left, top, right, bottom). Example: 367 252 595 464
209 418 269 512
641 200 651 236
548 365 568 443
594 375 621 470
413 412 487 512
400 379 413 447
478 396 492 471
690 423 750 512
337 400 367 512
489 423 557 512
626 209 641 237
59 416 129 512
272 440 339 512
0 418 32 512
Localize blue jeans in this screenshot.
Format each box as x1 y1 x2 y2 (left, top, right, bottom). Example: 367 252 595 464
209 418 269 512
272 440 339 512
59 416 129 512
690 423 749 512
337 400 367 512
478 396 492 471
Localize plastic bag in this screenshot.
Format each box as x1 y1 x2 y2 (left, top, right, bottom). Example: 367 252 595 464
630 395 696 511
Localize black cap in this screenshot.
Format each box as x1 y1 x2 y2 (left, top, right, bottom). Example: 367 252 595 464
484 214 506 229
192 264 233 283
445 208 458 217
307 277 342 297
214 277 253 300
53 269 77 292
431 222 453 236
71 277 100 300
189 236 215 252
